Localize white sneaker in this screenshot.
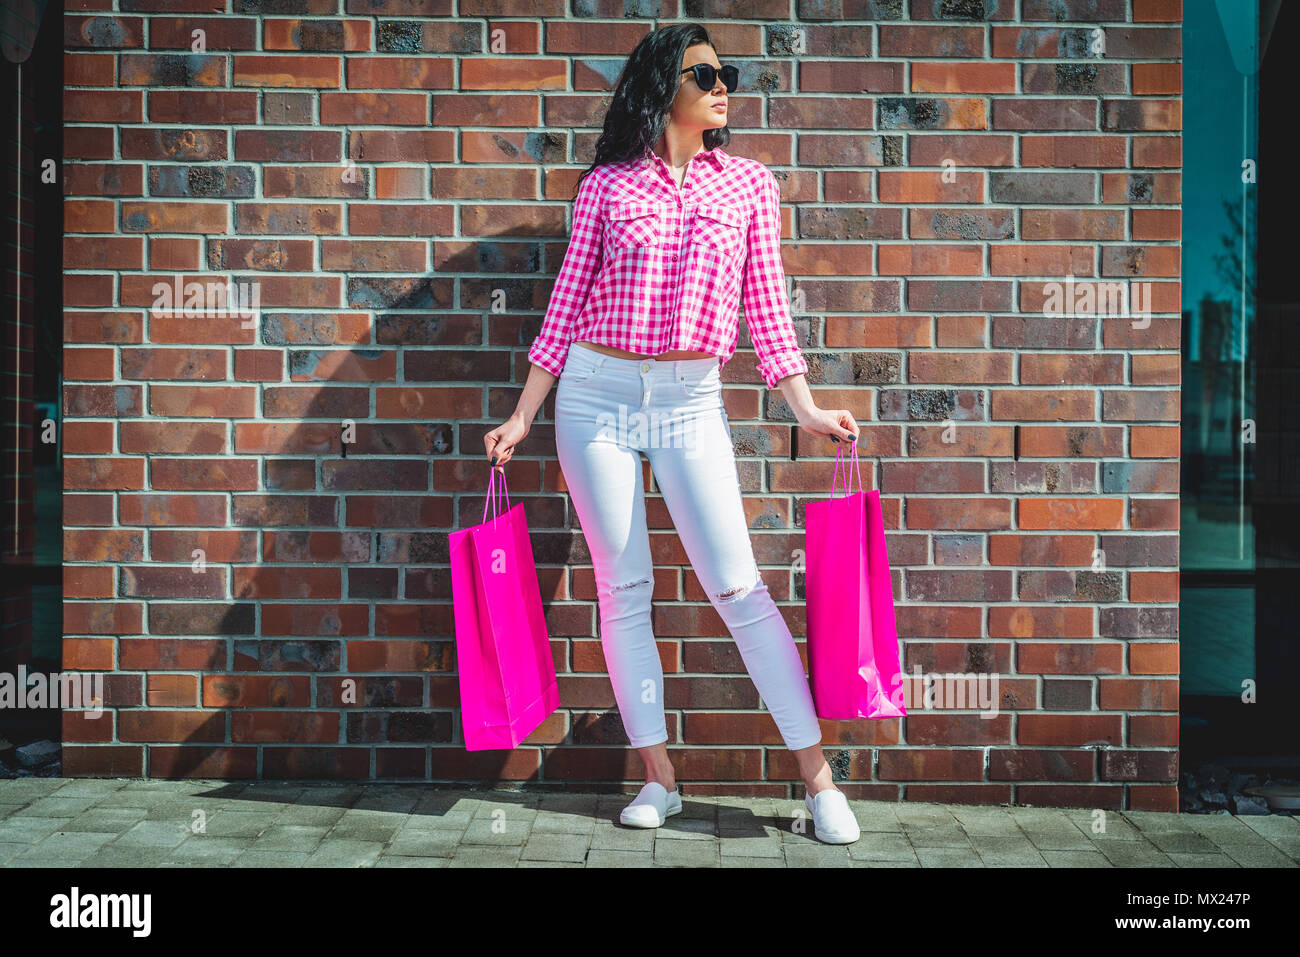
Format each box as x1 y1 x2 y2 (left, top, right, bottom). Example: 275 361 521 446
619 781 682 828
804 787 861 844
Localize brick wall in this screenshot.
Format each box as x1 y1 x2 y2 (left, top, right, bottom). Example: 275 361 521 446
61 0 1182 810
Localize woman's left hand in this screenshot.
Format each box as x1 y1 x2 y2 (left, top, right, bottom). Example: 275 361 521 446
796 405 860 445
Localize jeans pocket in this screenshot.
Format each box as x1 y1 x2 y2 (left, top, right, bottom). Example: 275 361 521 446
681 365 722 398
562 358 600 386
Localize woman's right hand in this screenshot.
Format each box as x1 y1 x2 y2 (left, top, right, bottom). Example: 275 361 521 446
484 411 530 471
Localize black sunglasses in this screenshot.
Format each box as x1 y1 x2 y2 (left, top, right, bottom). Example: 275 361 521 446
680 63 739 94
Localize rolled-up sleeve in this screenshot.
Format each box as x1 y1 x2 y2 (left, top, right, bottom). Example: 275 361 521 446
741 165 808 390
527 168 605 378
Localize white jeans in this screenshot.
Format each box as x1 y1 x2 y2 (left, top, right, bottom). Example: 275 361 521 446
553 341 823 751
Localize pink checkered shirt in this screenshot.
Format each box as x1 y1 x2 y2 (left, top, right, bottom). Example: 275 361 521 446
526 146 808 390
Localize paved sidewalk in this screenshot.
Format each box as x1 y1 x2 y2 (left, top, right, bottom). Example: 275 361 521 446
1 778 1296 867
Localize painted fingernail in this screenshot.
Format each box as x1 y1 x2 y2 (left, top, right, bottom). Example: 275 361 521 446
491 456 497 466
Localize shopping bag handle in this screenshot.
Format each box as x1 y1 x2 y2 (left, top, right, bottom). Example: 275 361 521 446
830 439 864 499
481 465 512 526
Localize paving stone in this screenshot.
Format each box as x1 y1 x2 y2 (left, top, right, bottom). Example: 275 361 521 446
78 844 177 867
183 784 253 809
249 824 330 852
537 793 600 816
229 850 313 868
91 790 181 810
470 801 537 828
531 810 596 834
386 826 460 858
585 848 653 867
1018 824 1096 852
1262 837 1300 861
589 820 655 852
228 784 306 804
304 839 385 867
327 809 407 842
518 860 583 867
1120 809 1194 833
142 800 222 822
1238 814 1300 839
13 795 103 818
971 835 1049 865
519 833 592 863
915 846 984 867
469 791 540 812
0 816 71 845
0 780 66 800
1183 814 1273 846
652 838 719 867
846 832 918 863
161 837 251 865
9 830 119 865
3 777 1287 868
199 811 279 839
718 831 784 858
894 804 958 827
1217 842 1296 867
447 845 522 867
902 823 973 848
677 796 718 822
0 843 31 865
273 804 347 827
459 818 531 846
652 816 716 840
1063 809 1144 840
1040 849 1113 867
779 818 816 842
289 785 364 809
837 804 901 833
850 857 922 867
949 807 1019 837
373 856 448 867
1144 830 1222 855
352 787 423 814
57 806 148 834
112 819 192 848
411 792 482 821
1095 841 1175 866
716 798 775 830
408 803 477 828
1167 852 1242 867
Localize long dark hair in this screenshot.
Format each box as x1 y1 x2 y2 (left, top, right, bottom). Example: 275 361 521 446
573 23 731 196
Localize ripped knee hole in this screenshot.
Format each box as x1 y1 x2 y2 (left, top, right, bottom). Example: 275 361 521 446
714 578 757 604
609 575 653 594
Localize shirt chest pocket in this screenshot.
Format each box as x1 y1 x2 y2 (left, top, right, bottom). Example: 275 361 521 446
605 202 667 250
689 203 747 261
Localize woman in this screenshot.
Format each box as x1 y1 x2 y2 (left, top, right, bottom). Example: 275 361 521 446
484 24 862 844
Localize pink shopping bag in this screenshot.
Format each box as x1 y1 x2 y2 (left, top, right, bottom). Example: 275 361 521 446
804 440 906 720
448 466 561 750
